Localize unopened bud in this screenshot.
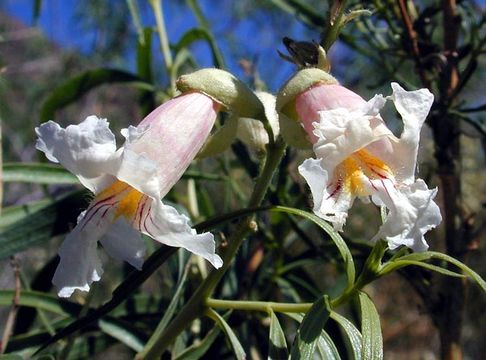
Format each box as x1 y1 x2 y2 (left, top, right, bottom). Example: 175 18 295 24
177 68 265 119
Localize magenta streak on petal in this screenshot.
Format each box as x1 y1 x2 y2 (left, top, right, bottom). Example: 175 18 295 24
370 167 389 180
80 195 118 231
326 181 342 200
135 196 148 228
380 179 393 201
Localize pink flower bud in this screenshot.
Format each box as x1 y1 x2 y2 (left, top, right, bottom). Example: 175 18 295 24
295 84 366 143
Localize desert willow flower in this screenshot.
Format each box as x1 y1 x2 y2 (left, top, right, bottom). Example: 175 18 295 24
278 69 441 251
36 92 223 297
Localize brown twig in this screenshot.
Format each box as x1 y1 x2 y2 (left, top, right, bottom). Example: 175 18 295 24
397 0 430 88
0 257 21 354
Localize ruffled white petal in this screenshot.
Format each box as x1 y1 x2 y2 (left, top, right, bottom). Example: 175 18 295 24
312 107 392 175
387 83 434 183
298 158 353 231
35 116 117 193
100 218 146 270
139 198 223 268
370 179 441 251
52 209 113 297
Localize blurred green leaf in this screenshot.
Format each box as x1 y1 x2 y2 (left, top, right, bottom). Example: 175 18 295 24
330 312 362 360
206 309 245 360
289 295 331 360
268 309 288 360
33 0 42 24
0 199 53 229
271 206 356 290
36 245 177 353
173 324 221 360
136 27 156 116
0 355 24 360
358 291 383 360
98 317 145 352
175 28 225 69
40 68 154 122
0 190 88 259
2 163 78 184
0 290 79 316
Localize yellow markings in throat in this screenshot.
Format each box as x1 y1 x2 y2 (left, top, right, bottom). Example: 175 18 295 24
95 180 145 221
337 149 393 196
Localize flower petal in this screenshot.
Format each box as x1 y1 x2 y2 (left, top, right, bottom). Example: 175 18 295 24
298 158 354 231
52 209 113 297
138 198 223 268
370 179 441 251
312 107 392 175
100 218 146 270
111 148 161 199
387 83 434 183
127 92 218 197
35 116 117 193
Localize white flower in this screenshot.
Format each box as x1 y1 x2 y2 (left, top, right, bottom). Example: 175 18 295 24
36 92 223 297
297 82 442 251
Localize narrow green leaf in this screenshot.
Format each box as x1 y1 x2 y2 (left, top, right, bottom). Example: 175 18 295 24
316 330 341 360
0 199 53 229
289 295 331 360
268 310 288 360
0 190 88 259
175 28 225 68
2 163 78 184
33 0 42 24
40 68 153 122
271 206 356 290
383 251 486 291
330 312 362 360
173 324 221 360
136 27 155 116
0 290 79 316
142 256 190 352
0 355 23 360
381 260 466 278
358 291 383 360
98 318 145 352
206 309 246 360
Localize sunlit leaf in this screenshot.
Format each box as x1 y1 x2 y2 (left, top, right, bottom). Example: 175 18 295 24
316 330 341 360
358 291 383 360
330 312 362 360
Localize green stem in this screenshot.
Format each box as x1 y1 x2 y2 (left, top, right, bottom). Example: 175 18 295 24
207 298 312 313
137 138 287 359
149 0 175 90
321 0 349 51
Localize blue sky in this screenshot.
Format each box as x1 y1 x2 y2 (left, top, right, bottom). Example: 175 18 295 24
1 0 321 91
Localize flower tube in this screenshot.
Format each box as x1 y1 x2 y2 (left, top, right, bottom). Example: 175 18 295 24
295 81 441 251
36 92 223 297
